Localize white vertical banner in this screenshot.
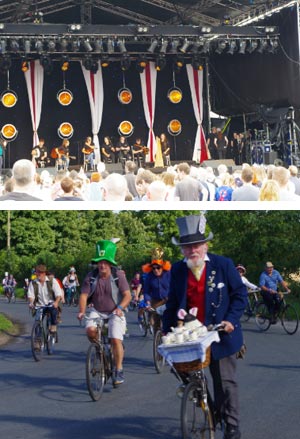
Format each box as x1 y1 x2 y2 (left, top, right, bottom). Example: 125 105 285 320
140 61 157 162
186 64 208 163
24 60 44 148
81 62 104 164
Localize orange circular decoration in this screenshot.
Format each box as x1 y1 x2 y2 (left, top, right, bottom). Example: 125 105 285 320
118 120 134 137
1 91 18 108
168 119 182 136
57 89 73 106
167 87 183 104
118 87 133 104
1 124 18 140
58 122 74 139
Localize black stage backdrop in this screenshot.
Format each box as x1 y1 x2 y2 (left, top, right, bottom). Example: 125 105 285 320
0 59 198 167
209 5 300 117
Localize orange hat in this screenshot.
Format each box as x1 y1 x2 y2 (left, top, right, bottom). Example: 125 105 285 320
142 247 171 273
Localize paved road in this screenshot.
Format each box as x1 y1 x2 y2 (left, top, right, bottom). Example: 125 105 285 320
0 297 299 439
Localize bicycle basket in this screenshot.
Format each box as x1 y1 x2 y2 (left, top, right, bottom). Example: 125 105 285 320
173 346 211 373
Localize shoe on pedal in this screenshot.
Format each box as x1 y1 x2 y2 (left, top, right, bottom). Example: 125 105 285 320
113 369 124 385
223 424 241 439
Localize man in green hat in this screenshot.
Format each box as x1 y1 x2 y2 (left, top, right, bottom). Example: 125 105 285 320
78 240 131 386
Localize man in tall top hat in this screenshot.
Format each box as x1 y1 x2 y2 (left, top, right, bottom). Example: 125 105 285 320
163 214 247 439
78 240 131 386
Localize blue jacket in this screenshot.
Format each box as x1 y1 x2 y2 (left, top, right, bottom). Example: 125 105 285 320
162 253 247 360
143 270 170 303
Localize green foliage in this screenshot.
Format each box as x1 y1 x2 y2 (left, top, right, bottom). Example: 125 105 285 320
0 210 300 294
0 313 13 331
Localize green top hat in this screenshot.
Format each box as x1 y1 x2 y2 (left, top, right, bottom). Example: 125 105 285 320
91 240 118 265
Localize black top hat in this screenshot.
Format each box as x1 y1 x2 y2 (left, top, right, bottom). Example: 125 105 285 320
172 214 213 246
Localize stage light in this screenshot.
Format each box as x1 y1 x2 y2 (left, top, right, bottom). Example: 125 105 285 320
118 39 127 54
0 24 4 30
40 54 53 74
100 55 109 68
107 38 114 54
0 39 7 54
60 55 69 71
147 39 158 53
257 40 268 54
160 39 169 54
136 57 148 73
24 39 31 54
35 40 43 54
47 40 56 52
200 40 210 54
238 40 247 54
215 40 226 54
69 24 82 32
83 39 93 52
265 26 276 33
268 39 279 53
201 26 211 33
21 57 29 72
174 55 184 72
10 39 19 52
83 56 93 70
120 55 131 71
71 39 80 52
60 38 68 51
191 56 203 71
170 39 180 54
94 39 103 53
90 60 99 74
246 40 258 53
137 25 149 33
179 39 192 53
155 54 166 71
227 40 237 55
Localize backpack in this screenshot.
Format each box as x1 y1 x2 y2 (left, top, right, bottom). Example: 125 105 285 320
32 279 54 304
87 266 119 305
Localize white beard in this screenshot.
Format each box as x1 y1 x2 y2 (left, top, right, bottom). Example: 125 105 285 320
186 258 204 270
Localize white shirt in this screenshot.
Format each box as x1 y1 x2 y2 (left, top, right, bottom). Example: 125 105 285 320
27 277 62 305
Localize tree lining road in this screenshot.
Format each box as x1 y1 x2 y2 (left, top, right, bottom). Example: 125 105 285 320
0 297 299 439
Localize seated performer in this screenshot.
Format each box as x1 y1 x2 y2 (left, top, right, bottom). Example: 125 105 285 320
82 136 95 170
56 139 71 171
117 136 132 167
132 137 147 168
36 138 48 168
101 136 114 163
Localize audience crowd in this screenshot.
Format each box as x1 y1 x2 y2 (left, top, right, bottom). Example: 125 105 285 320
0 158 300 202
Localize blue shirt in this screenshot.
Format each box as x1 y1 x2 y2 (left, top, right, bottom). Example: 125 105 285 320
259 269 283 291
0 145 3 156
143 270 170 303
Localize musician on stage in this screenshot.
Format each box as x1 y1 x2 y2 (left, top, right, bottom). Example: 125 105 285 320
117 136 132 167
132 137 147 168
159 132 171 166
82 136 95 170
33 138 48 168
56 139 70 171
101 136 114 163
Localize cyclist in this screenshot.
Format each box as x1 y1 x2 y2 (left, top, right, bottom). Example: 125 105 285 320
163 214 247 439
27 264 63 336
236 264 259 290
130 271 142 303
141 247 171 331
2 272 17 300
78 240 131 386
259 261 291 324
23 278 30 301
63 267 79 305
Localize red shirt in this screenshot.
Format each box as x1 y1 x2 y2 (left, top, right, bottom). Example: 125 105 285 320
186 265 206 324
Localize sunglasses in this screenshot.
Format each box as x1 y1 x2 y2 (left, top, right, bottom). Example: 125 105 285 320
152 266 162 270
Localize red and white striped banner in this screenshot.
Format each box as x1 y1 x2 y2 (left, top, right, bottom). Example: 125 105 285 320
140 62 157 162
24 60 44 147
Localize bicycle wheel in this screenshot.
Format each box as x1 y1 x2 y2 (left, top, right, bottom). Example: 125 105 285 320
72 291 79 307
86 343 105 401
153 329 165 373
281 304 299 335
46 330 56 355
128 300 136 311
140 312 148 337
31 322 45 362
255 302 271 331
240 297 252 323
181 381 215 439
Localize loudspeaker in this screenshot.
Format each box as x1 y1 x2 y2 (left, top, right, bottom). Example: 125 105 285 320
201 159 235 168
264 152 278 165
105 163 123 174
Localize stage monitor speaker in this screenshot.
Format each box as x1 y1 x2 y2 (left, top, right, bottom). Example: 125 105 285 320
201 159 235 174
264 152 278 165
105 163 123 174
